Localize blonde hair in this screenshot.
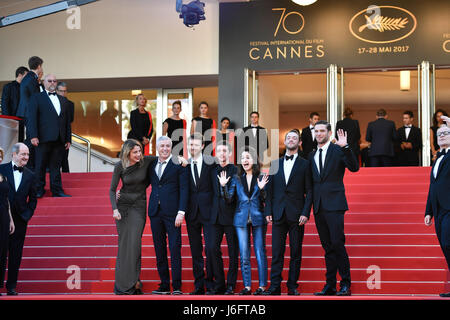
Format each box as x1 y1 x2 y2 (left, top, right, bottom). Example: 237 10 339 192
135 93 147 107
119 139 144 168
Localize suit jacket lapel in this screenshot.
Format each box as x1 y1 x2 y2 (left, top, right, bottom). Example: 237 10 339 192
5 163 16 192
286 156 299 186
435 153 449 179
311 150 320 178
279 158 286 186
321 144 333 179
17 168 29 193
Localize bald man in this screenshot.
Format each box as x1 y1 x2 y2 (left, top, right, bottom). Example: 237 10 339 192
27 74 72 198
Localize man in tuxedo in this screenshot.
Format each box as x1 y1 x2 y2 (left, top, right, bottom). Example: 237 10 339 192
17 56 44 169
366 109 398 167
56 81 74 173
0 143 37 295
148 136 188 295
27 74 71 198
185 133 215 294
301 112 320 158
309 121 359 296
207 142 238 295
396 111 422 166
1 67 29 117
425 122 450 298
241 112 268 163
335 108 361 161
263 129 313 296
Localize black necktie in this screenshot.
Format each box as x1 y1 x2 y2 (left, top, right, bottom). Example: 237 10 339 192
48 92 57 96
319 148 323 174
437 149 447 158
193 161 200 185
13 165 24 173
285 154 294 161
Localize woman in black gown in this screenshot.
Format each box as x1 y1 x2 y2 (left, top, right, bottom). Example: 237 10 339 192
163 100 186 156
127 94 153 155
0 173 15 293
191 101 216 156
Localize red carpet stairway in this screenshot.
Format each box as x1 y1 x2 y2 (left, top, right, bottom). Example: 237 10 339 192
15 167 448 295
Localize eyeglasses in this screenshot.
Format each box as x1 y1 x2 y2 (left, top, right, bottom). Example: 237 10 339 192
437 131 450 137
47 80 57 83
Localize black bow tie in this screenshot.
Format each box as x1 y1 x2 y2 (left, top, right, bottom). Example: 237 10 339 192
404 125 412 128
13 165 24 173
48 92 57 96
437 149 447 158
285 155 294 161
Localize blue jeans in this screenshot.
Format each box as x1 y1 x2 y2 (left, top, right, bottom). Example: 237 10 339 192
235 225 267 288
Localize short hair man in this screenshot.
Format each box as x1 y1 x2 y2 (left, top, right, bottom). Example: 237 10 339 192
301 112 320 158
366 109 398 167
56 81 75 172
396 110 422 166
241 111 269 162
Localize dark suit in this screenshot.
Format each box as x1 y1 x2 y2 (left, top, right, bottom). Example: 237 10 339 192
265 154 313 291
425 149 450 270
366 118 398 167
61 98 74 172
207 163 238 292
27 91 71 196
241 125 268 161
336 118 361 157
1 81 20 116
148 157 188 291
0 162 37 291
308 142 359 289
301 125 317 159
396 125 422 166
186 156 215 291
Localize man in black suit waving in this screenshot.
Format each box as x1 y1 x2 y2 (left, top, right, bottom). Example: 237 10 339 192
27 74 71 198
0 143 37 295
264 129 313 296
425 120 450 298
309 121 359 296
396 110 422 166
366 109 398 167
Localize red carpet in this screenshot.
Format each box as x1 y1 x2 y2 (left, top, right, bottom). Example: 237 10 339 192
5 167 449 296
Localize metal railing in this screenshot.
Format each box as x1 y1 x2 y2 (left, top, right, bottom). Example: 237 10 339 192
71 133 91 172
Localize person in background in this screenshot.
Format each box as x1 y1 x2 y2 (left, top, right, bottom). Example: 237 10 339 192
218 117 235 164
163 100 186 157
218 146 268 296
335 108 361 162
191 101 216 156
0 148 4 164
301 112 320 159
56 82 74 172
127 94 153 156
241 112 269 163
366 108 397 167
396 110 422 166
109 139 156 295
430 109 449 164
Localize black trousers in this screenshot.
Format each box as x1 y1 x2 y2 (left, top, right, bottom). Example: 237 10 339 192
0 206 10 288
270 213 305 290
186 215 213 291
207 223 239 291
369 155 393 167
314 209 351 288
435 208 450 270
35 140 65 195
61 148 70 173
4 213 28 290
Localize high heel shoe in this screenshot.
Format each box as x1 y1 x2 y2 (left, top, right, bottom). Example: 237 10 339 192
134 280 144 295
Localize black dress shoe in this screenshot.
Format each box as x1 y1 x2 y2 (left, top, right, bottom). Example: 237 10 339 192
336 285 351 296
440 292 450 297
253 287 265 295
314 285 336 296
288 288 300 296
224 287 234 295
151 286 170 295
239 288 251 295
52 193 71 197
206 289 216 295
263 287 281 295
7 289 18 296
36 192 45 198
189 287 205 295
172 290 183 295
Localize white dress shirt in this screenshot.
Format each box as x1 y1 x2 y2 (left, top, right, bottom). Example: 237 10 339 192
155 154 172 178
190 153 203 185
251 125 258 137
283 153 298 185
11 161 23 191
433 147 449 179
46 90 61 116
310 125 316 141
404 125 412 140
314 140 331 174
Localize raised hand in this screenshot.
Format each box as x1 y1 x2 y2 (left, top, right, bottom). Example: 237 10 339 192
258 174 269 190
335 129 348 147
218 170 231 187
441 115 450 127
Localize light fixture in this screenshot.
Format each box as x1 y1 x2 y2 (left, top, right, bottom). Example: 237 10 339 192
400 70 410 91
131 90 142 96
291 0 318 6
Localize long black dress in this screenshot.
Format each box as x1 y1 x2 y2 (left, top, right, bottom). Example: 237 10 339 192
164 118 185 156
193 116 215 155
0 175 10 289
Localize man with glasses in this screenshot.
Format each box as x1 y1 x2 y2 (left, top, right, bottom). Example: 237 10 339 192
56 82 74 173
425 117 450 297
27 74 72 198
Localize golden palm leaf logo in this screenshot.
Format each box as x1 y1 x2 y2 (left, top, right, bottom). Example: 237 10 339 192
359 15 409 33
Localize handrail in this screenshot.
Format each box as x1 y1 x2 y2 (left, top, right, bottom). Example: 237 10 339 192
71 133 91 172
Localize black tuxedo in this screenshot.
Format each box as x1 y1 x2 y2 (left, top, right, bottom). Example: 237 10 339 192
186 156 215 291
61 98 75 172
17 72 39 119
27 91 72 196
335 118 361 157
309 143 359 289
241 125 268 161
1 81 20 116
425 150 450 269
396 125 422 166
366 118 398 166
0 162 37 291
207 163 239 291
301 125 317 159
265 154 313 291
148 157 188 291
